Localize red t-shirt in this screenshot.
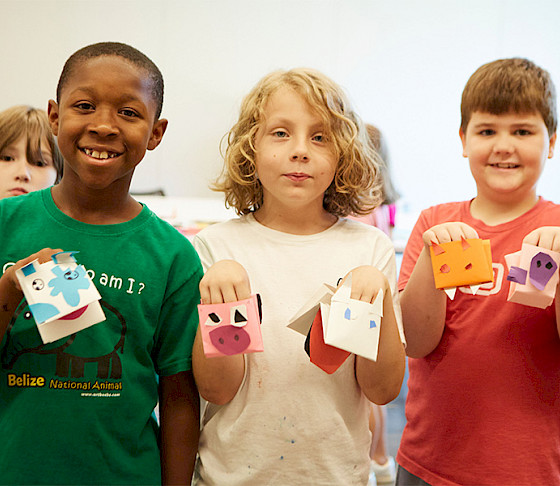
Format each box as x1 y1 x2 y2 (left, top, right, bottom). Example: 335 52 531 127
397 198 560 485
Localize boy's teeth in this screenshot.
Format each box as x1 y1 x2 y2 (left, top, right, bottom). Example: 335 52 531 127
83 148 116 159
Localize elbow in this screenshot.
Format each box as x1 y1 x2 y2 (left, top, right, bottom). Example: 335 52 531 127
197 383 237 406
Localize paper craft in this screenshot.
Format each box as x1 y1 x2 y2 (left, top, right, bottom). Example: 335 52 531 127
429 237 493 300
303 308 351 374
198 294 263 357
287 283 336 336
15 251 105 343
288 276 384 369
322 276 384 362
505 243 560 309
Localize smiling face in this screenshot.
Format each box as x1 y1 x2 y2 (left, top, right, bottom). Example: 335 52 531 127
253 87 338 222
48 55 167 193
460 111 556 206
0 135 57 199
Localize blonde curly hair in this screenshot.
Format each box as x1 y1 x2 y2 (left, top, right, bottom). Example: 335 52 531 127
213 68 382 217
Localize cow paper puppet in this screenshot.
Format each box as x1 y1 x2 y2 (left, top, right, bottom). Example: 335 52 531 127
198 294 263 357
429 237 493 300
505 243 560 309
15 251 105 343
322 276 383 362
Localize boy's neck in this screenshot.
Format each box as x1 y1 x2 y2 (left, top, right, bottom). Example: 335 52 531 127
253 204 337 235
469 192 539 226
51 182 142 225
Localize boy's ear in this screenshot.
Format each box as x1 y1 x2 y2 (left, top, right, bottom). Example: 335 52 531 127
548 133 557 159
47 100 59 136
459 127 468 157
147 118 168 151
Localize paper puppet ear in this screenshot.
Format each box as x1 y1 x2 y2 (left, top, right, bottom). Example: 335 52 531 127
506 266 527 285
461 236 470 250
431 242 445 256
529 252 558 290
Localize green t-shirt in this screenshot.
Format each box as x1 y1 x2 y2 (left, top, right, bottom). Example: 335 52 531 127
0 189 202 485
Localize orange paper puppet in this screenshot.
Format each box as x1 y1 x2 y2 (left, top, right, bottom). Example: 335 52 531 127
429 237 493 299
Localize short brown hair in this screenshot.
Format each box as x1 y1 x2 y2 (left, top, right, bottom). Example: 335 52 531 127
214 68 382 217
0 105 63 181
461 58 557 136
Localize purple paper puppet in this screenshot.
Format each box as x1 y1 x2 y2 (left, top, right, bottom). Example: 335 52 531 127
505 243 560 309
198 294 263 357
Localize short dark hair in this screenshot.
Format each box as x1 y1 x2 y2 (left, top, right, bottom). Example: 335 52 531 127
461 58 557 136
56 42 164 119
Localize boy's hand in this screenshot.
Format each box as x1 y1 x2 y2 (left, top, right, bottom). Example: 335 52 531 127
199 260 251 304
2 248 62 291
422 222 479 247
341 265 388 303
523 227 560 252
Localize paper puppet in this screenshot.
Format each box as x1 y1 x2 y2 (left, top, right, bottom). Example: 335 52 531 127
322 276 384 362
429 237 493 300
505 243 560 309
15 251 105 343
303 308 351 374
288 276 384 371
198 294 263 357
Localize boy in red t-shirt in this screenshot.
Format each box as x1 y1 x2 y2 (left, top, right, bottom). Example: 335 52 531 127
397 58 560 485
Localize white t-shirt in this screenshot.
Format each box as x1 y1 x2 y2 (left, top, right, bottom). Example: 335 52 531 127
193 214 403 486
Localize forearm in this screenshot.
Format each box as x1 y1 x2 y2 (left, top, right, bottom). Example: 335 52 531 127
159 371 200 485
555 283 560 337
192 328 244 405
355 291 405 405
0 273 23 341
400 248 447 358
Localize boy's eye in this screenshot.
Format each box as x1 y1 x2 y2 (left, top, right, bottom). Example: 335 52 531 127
0 154 14 162
120 108 139 118
33 159 50 168
75 102 94 111
272 130 288 138
515 129 531 136
312 134 325 143
479 129 495 136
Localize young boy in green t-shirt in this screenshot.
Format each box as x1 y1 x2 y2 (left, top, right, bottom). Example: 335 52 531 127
0 42 202 485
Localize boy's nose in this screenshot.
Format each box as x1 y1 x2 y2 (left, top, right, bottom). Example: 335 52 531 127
493 134 514 154
89 110 118 137
14 159 32 182
290 139 310 162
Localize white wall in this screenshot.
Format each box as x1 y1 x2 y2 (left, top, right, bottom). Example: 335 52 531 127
3 0 559 213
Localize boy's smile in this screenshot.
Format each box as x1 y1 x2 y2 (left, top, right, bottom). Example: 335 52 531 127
48 55 166 193
460 111 556 206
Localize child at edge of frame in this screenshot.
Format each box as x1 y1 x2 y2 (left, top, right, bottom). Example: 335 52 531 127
395 58 560 486
191 67 406 485
0 42 202 485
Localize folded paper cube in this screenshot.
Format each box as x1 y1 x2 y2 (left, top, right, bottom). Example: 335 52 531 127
505 243 560 309
323 276 383 362
430 237 493 299
15 251 105 343
198 294 263 357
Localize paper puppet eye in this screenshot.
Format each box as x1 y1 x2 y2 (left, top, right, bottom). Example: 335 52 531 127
32 279 45 291
529 252 558 290
465 263 472 270
230 304 248 327
440 264 450 274
204 312 222 327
